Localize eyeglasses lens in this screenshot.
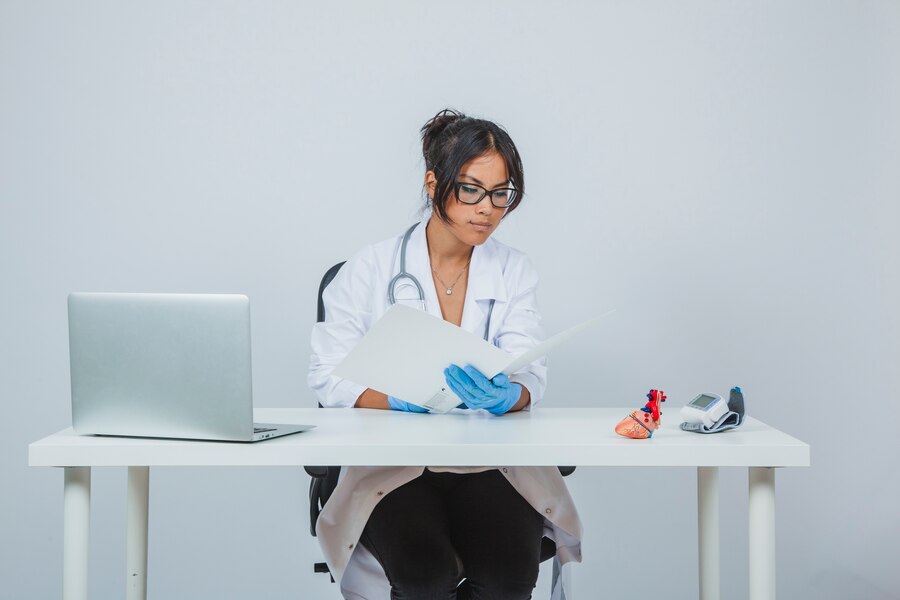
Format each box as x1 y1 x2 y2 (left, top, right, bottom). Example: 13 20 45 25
490 189 515 208
456 184 516 208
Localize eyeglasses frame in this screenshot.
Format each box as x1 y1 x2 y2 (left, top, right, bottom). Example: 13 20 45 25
453 181 518 209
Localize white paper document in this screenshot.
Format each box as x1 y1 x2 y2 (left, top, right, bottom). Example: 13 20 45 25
331 304 615 413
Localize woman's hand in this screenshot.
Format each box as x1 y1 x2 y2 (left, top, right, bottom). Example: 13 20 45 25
355 389 429 412
443 364 522 415
387 396 430 413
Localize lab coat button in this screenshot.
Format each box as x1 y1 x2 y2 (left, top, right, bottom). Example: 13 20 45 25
545 508 552 515
348 543 354 549
377 491 384 496
502 468 508 473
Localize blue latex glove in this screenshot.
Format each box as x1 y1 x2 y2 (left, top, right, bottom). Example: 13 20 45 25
443 364 522 415
387 395 429 413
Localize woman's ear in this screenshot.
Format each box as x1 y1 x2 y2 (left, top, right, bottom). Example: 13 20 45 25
424 170 437 201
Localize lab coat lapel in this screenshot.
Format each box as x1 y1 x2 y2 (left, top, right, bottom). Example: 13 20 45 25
460 237 508 337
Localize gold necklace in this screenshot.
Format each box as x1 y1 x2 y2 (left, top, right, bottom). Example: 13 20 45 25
432 260 470 295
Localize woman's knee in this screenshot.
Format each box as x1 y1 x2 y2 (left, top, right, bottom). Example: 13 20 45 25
386 552 462 600
361 529 462 599
462 573 539 600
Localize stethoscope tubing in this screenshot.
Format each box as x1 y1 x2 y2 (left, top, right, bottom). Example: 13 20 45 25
387 223 427 311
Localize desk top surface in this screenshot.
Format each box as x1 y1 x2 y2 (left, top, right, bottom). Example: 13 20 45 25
29 408 810 468
28 407 809 467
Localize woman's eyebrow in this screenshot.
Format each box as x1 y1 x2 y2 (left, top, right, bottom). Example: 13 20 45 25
459 173 511 188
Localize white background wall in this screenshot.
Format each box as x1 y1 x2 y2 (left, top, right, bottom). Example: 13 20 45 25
1 1 898 599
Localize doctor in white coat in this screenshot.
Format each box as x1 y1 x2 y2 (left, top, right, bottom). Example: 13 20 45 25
309 108 582 600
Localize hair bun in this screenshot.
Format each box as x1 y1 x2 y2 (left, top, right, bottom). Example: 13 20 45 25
421 108 465 169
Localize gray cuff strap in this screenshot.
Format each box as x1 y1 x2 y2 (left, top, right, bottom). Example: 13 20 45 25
680 411 744 434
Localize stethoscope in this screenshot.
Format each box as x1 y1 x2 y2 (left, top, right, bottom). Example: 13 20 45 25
388 221 494 342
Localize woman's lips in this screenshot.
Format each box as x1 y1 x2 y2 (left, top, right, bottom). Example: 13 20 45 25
471 222 492 232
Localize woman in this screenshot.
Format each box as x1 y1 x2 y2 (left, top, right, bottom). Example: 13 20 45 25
309 109 582 600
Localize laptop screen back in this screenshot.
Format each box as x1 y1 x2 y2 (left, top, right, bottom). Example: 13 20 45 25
68 293 254 440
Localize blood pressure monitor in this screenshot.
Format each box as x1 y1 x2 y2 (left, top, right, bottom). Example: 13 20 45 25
680 393 730 428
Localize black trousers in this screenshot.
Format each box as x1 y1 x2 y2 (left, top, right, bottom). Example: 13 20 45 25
359 468 545 600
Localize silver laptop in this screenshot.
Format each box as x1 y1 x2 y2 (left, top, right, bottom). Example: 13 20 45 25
67 292 314 442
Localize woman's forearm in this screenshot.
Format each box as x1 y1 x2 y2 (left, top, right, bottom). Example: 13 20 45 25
510 384 531 412
354 388 391 409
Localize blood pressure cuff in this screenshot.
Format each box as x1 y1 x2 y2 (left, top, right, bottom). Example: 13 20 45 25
681 386 746 434
680 410 743 434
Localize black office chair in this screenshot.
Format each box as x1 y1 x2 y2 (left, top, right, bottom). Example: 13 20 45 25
304 261 575 587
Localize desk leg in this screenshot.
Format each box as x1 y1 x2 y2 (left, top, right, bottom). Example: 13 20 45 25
697 466 720 600
126 466 150 600
63 467 91 600
749 467 776 600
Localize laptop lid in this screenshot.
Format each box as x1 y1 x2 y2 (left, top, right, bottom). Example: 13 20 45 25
68 292 257 441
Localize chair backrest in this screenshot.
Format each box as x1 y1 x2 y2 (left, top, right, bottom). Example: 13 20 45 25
305 262 347 536
317 261 346 324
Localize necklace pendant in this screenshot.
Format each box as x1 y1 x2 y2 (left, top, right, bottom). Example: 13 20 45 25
446 288 453 295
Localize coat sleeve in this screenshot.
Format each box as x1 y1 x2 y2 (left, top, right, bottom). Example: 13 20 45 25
308 246 377 408
494 253 547 409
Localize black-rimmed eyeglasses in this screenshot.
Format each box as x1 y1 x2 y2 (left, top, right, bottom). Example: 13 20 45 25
454 182 518 209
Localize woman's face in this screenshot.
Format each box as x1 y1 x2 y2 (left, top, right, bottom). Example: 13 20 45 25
426 151 510 247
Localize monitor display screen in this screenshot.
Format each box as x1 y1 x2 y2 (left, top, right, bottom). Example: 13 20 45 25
690 394 719 410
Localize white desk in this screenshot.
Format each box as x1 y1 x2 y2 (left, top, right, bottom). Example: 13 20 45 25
29 408 810 600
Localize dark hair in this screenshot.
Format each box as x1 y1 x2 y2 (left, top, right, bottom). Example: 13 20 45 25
420 108 525 222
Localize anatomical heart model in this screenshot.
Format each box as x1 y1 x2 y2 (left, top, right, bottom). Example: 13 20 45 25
615 389 667 439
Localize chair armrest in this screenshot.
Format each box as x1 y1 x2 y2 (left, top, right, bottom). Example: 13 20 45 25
308 476 323 536
305 466 329 478
305 465 342 537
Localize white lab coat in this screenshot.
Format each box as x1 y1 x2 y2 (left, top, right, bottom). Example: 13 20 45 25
308 218 583 599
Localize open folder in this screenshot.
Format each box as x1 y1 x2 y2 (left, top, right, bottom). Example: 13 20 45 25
331 304 615 413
